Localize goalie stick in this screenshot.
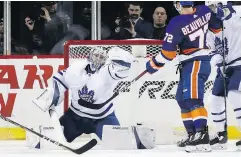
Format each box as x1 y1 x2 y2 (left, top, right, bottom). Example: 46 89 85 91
0 114 97 155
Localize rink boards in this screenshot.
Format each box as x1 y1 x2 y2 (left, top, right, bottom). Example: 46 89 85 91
0 56 240 141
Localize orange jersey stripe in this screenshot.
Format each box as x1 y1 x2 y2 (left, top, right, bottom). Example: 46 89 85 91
209 28 222 34
191 61 200 99
190 107 208 119
161 50 176 60
182 48 200 55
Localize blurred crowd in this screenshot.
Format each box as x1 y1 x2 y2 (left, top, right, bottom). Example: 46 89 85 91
0 1 204 55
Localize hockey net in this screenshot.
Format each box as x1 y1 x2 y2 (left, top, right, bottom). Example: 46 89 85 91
63 40 214 145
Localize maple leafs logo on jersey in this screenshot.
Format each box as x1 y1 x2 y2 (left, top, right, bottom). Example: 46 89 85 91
78 85 95 103
214 37 229 56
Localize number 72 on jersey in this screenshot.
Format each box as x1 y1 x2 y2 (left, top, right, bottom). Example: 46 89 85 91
164 24 209 49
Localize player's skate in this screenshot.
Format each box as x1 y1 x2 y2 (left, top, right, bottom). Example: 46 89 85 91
32 87 55 112
185 127 211 153
177 133 193 148
210 131 228 150
235 140 241 150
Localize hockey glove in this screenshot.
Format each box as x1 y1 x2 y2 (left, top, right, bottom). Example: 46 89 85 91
216 2 235 20
146 57 164 74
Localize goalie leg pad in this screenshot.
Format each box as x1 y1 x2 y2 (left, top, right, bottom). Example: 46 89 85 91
102 125 155 150
133 125 155 149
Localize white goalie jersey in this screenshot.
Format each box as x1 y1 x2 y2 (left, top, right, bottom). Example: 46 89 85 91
52 47 135 119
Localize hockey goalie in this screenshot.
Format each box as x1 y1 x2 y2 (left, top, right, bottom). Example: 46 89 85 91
29 46 155 150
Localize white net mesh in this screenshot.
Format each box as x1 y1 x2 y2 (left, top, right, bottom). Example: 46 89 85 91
66 41 164 97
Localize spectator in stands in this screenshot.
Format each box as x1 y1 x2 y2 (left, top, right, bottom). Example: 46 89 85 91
74 5 110 40
0 18 3 54
112 2 153 39
0 17 29 55
24 1 71 54
152 7 167 40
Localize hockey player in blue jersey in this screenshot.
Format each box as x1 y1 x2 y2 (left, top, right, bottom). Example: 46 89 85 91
146 1 222 152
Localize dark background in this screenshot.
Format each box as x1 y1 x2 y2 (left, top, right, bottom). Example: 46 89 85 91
6 1 204 42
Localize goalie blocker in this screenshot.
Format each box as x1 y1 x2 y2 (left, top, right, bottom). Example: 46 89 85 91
26 124 155 150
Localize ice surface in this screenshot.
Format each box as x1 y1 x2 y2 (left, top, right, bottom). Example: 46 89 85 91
0 141 241 157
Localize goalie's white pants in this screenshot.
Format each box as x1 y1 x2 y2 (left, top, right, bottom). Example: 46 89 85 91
210 90 241 132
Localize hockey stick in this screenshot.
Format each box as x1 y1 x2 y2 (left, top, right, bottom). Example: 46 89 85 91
0 114 97 155
110 70 147 100
32 56 98 153
221 21 228 132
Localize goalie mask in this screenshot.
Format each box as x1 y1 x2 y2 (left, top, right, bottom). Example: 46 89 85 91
88 47 108 71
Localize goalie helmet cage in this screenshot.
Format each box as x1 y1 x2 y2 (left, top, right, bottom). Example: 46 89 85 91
63 40 188 145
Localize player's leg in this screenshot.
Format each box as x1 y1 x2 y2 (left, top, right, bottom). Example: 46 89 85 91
176 78 195 148
59 108 88 143
94 111 120 139
182 60 211 152
209 71 228 149
95 112 155 149
226 68 241 149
